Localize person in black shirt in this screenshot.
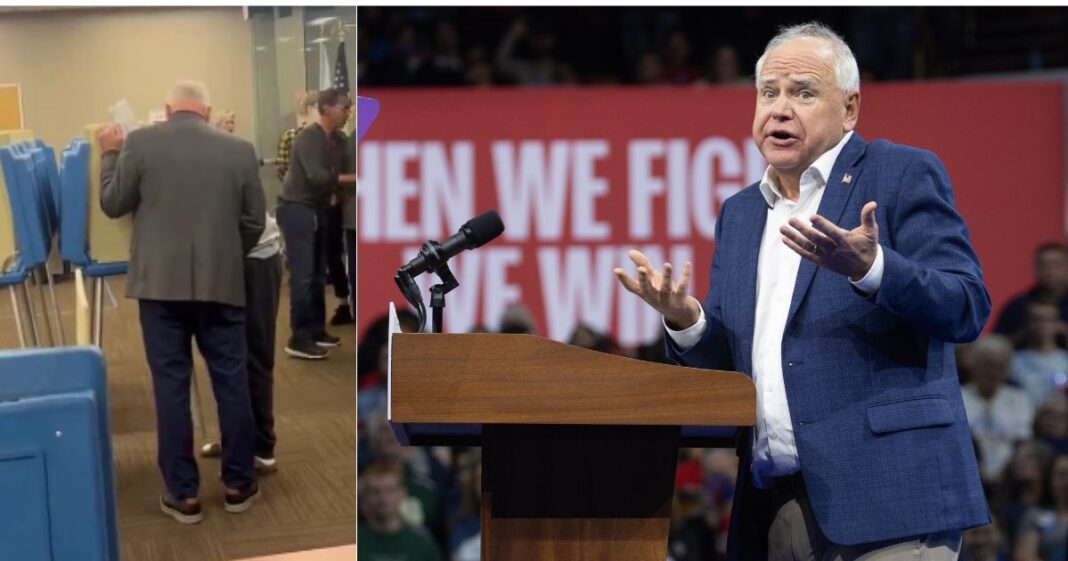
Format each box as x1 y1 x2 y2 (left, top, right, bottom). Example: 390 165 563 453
276 88 352 360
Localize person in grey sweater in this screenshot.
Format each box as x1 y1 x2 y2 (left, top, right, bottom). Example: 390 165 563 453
97 80 265 524
276 88 351 359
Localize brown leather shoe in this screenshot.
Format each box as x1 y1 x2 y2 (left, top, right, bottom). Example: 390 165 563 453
160 494 203 524
224 482 261 514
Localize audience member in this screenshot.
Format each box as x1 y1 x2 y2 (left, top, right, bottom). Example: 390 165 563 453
363 411 447 544
416 20 466 86
497 303 537 334
660 30 700 84
1011 296 1068 407
568 323 614 353
962 335 1035 481
1013 452 1068 561
495 18 563 86
359 462 444 561
369 24 424 86
635 51 663 84
701 44 748 86
1034 393 1068 451
464 46 494 87
214 109 236 134
995 242 1068 346
996 439 1055 549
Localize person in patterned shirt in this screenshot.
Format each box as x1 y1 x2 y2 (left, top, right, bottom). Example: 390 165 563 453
275 93 320 183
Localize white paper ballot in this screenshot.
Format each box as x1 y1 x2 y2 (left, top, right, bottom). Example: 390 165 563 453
108 99 139 134
387 301 401 420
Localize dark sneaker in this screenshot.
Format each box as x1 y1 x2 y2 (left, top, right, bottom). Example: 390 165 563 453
160 494 203 524
224 483 262 514
329 304 354 326
285 339 329 360
255 456 278 473
315 333 341 348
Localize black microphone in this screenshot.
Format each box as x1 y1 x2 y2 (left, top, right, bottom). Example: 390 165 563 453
398 210 505 278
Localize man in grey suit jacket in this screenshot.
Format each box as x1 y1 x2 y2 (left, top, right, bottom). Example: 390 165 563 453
97 80 266 524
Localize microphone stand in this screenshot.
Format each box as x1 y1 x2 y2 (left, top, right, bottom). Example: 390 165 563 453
395 239 460 334
429 263 458 334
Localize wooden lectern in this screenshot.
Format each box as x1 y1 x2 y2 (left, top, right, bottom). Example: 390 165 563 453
389 329 755 561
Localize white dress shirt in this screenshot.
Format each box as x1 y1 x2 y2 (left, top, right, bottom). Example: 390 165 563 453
667 131 886 488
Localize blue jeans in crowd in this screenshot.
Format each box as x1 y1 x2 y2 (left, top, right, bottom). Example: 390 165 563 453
276 200 328 346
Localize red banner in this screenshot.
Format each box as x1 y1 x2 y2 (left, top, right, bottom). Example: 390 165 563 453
357 84 1065 347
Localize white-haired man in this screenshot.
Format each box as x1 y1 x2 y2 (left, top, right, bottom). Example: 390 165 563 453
98 80 266 523
616 23 989 560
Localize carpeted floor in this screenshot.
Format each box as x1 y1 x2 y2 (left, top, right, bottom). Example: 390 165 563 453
0 274 356 561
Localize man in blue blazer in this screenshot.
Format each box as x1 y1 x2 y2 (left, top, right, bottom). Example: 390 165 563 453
616 23 989 560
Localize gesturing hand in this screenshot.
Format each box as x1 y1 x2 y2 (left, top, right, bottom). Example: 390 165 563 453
613 250 702 330
780 201 879 281
96 124 125 155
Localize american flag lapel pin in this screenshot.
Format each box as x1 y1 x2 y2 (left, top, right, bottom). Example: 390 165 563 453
842 173 852 184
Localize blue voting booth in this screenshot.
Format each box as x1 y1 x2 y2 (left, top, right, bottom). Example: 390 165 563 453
0 347 118 561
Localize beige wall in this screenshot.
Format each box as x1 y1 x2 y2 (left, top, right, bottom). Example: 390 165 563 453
0 7 255 150
273 9 307 131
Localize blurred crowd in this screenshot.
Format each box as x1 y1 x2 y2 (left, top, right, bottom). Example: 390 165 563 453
357 242 1068 561
357 6 1068 89
957 243 1068 561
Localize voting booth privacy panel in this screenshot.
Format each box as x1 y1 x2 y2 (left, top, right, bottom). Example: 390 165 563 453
0 128 34 270
0 125 130 274
0 347 118 561
0 125 129 271
357 83 1066 344
0 125 129 348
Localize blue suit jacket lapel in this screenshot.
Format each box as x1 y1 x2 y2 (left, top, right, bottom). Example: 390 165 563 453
785 133 868 328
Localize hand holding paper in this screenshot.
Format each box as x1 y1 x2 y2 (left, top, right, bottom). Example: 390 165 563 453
95 123 125 154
